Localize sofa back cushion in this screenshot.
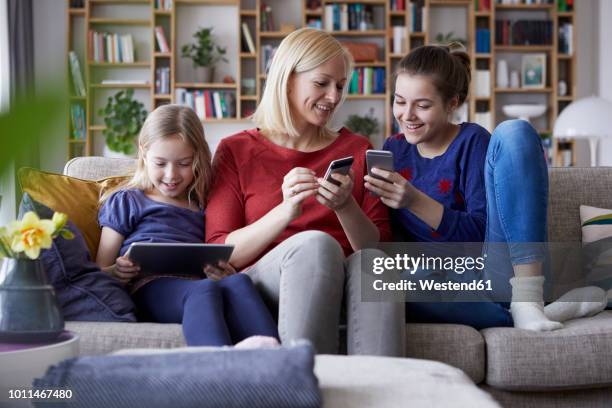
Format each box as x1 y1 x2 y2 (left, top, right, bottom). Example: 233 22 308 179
548 167 612 242
18 167 129 259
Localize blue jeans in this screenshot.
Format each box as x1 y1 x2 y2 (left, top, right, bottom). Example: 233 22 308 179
133 273 279 346
406 120 548 329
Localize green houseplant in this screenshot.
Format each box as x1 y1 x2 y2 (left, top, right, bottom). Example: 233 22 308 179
98 89 147 156
344 108 380 140
181 27 228 83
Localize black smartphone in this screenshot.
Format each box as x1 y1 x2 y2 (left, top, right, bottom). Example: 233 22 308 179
366 149 394 180
323 156 354 186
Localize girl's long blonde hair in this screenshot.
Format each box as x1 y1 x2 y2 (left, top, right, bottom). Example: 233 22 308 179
251 27 354 141
100 104 212 208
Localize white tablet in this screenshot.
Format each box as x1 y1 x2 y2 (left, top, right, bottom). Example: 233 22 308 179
125 243 234 277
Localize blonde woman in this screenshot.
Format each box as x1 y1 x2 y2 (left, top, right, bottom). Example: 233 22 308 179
96 104 279 347
206 28 404 355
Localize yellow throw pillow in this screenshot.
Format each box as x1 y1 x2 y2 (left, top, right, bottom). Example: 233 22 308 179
18 167 128 260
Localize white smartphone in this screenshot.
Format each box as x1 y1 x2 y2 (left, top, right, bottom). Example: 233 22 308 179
323 156 354 186
366 149 394 180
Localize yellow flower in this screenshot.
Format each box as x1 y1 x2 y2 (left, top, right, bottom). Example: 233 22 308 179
8 211 55 259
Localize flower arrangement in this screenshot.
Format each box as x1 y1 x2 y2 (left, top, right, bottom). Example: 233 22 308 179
0 212 74 260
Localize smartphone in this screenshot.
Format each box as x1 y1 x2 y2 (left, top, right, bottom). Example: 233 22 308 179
366 150 394 180
323 156 354 186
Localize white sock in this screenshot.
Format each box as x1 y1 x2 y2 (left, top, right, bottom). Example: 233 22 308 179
510 276 563 331
544 286 607 322
235 335 280 349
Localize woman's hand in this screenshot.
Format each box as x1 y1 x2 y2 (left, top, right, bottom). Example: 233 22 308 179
364 167 418 209
317 170 355 211
110 255 140 285
281 167 319 221
204 261 237 281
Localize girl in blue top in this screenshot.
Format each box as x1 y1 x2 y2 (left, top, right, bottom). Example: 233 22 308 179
364 44 608 331
96 104 279 347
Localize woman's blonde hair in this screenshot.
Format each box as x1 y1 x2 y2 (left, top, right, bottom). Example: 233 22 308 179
100 104 212 208
251 27 354 140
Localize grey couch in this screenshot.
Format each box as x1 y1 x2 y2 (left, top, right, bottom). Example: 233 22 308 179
63 157 612 407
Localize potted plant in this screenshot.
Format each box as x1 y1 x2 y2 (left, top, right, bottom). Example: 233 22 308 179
344 108 380 140
181 27 228 83
98 89 147 157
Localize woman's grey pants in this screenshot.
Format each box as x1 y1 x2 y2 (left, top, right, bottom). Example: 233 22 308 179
246 230 405 356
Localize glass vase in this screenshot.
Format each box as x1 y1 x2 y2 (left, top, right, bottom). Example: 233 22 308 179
0 258 64 343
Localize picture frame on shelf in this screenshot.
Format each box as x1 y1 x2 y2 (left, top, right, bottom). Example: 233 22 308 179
521 53 546 89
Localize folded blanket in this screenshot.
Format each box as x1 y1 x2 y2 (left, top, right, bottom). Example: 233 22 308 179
33 342 321 408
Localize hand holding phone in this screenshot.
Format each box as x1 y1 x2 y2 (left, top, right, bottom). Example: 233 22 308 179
323 156 354 186
366 150 394 181
318 156 354 210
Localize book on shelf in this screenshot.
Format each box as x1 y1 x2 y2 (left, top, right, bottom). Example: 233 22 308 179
475 70 491 98
155 67 171 94
475 0 491 11
411 1 425 33
306 18 322 30
476 29 491 53
261 45 278 73
558 23 573 55
69 51 86 97
70 0 84 8
260 4 274 32
391 0 405 11
392 26 406 54
155 26 170 53
70 103 86 140
241 23 255 54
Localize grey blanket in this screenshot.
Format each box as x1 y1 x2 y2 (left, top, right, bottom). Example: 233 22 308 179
32 343 321 408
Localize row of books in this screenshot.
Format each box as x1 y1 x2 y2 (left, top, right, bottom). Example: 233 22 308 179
495 0 553 4
495 20 553 46
475 29 491 53
324 4 376 32
175 88 236 120
390 0 406 12
155 0 172 10
70 104 87 141
155 26 170 53
474 0 491 11
155 67 171 95
88 31 136 63
69 0 84 7
558 23 573 55
69 51 86 97
348 67 385 95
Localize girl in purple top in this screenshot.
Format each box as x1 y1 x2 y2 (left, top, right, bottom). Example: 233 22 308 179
364 44 608 331
96 104 279 347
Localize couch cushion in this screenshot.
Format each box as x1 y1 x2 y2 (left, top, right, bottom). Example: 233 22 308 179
482 311 612 391
66 321 185 355
405 323 485 384
63 156 136 180
315 355 499 408
20 194 136 322
18 167 128 258
548 167 612 243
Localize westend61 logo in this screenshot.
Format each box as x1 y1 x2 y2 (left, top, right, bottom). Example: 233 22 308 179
372 253 486 275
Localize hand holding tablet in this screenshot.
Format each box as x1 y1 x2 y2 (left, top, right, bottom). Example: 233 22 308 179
125 243 234 277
